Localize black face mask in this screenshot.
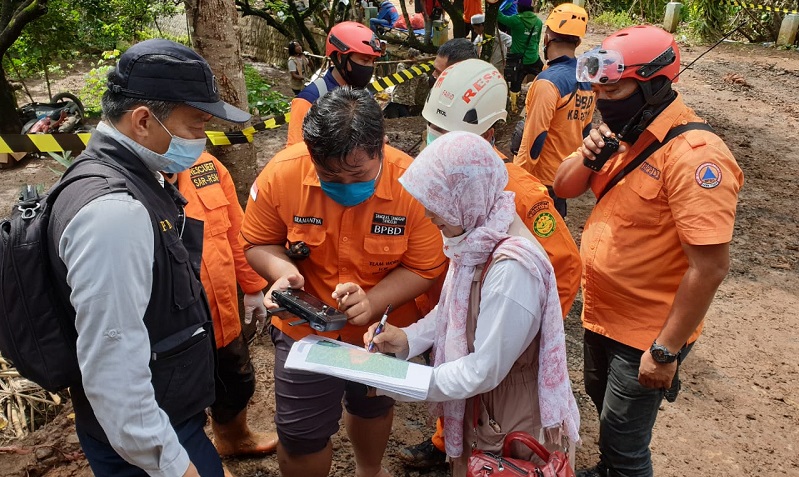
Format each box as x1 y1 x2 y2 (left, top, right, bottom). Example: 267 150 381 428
342 56 375 88
596 86 647 136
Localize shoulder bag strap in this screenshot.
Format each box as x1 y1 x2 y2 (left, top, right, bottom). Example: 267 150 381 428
470 236 512 450
597 122 715 203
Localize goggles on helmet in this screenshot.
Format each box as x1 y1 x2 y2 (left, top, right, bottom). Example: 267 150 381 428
577 46 679 84
576 48 625 84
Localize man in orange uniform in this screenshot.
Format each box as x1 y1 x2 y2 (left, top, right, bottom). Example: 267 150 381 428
514 3 593 218
402 58 582 469
462 0 482 37
169 152 278 461
286 22 382 147
241 87 447 477
553 26 744 477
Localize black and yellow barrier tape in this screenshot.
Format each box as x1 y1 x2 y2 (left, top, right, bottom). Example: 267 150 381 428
368 61 434 93
205 113 291 146
723 0 798 15
0 133 92 155
1 63 435 153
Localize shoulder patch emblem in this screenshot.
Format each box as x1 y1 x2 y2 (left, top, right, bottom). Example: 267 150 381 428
533 212 556 238
695 162 722 189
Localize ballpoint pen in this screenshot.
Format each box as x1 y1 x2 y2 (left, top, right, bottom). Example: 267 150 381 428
367 304 392 353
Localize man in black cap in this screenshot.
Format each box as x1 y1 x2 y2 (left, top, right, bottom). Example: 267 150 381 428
46 39 250 477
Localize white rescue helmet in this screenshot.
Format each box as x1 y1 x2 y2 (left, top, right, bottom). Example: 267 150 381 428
422 59 508 135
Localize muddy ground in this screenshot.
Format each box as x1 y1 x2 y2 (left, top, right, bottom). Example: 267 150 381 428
1 26 798 477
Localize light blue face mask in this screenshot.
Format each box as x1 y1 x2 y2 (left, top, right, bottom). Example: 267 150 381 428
151 115 207 173
426 125 445 145
319 162 382 207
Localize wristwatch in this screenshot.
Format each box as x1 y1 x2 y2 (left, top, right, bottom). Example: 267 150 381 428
649 341 679 364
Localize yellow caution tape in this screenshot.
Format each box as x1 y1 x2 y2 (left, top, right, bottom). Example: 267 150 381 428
368 61 434 93
0 133 91 154
205 113 291 146
0 63 432 153
723 0 798 14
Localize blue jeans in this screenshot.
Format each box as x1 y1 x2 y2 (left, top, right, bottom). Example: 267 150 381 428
77 412 223 477
370 18 392 34
583 330 692 477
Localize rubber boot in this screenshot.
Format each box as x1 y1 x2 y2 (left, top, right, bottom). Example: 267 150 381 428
509 91 520 114
211 408 279 457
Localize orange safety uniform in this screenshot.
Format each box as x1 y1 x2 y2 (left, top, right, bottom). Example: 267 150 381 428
515 56 594 186
497 147 581 317
240 143 447 344
463 0 483 23
177 153 267 349
286 69 342 147
286 98 312 147
575 95 744 351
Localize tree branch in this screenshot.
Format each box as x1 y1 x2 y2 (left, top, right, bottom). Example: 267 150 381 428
0 0 47 56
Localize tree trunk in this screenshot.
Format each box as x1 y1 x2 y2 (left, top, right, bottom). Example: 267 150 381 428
0 0 49 134
0 67 22 133
185 0 258 207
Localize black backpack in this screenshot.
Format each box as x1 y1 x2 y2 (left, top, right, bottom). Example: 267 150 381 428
0 161 125 392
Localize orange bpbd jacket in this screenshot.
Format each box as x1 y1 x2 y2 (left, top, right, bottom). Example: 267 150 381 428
498 148 581 317
240 143 448 344
177 153 267 349
577 95 744 351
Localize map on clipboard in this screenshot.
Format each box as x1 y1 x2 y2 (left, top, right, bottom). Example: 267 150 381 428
285 335 432 400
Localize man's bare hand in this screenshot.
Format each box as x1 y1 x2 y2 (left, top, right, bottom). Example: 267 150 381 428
638 351 677 389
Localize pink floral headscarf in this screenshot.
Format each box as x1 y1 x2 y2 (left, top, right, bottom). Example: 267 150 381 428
399 131 580 457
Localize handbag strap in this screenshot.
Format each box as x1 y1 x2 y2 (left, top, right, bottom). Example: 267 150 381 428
470 237 511 448
597 122 714 203
503 431 551 461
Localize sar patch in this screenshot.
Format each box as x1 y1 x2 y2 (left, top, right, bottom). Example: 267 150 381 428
533 212 556 238
526 200 550 219
695 162 722 189
189 161 220 189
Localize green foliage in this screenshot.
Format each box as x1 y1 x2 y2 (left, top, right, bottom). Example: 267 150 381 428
136 27 190 46
5 0 179 80
79 65 113 118
46 150 76 174
78 48 119 118
591 0 665 23
686 0 732 41
592 10 637 29
243 64 290 117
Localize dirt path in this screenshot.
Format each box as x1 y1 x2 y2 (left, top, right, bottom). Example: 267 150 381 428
1 29 798 477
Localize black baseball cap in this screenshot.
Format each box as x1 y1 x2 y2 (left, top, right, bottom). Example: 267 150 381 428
108 39 251 123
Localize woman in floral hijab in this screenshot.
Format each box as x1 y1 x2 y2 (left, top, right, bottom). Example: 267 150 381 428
366 131 580 475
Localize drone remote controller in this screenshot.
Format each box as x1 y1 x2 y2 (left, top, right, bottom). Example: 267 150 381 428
271 289 347 332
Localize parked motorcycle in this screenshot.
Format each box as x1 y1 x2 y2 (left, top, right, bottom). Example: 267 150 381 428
18 92 86 135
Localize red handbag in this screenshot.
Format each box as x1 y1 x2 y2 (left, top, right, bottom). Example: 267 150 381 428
467 431 575 477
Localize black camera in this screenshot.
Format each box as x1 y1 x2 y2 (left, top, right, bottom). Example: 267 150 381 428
271 289 347 332
583 136 620 172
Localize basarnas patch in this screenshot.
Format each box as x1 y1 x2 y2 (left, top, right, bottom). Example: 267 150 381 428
695 162 722 189
533 212 556 238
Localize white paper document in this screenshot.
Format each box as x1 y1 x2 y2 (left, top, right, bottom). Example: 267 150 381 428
285 335 432 400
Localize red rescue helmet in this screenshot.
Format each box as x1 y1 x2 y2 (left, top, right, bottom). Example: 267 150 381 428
601 25 680 83
325 21 382 58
